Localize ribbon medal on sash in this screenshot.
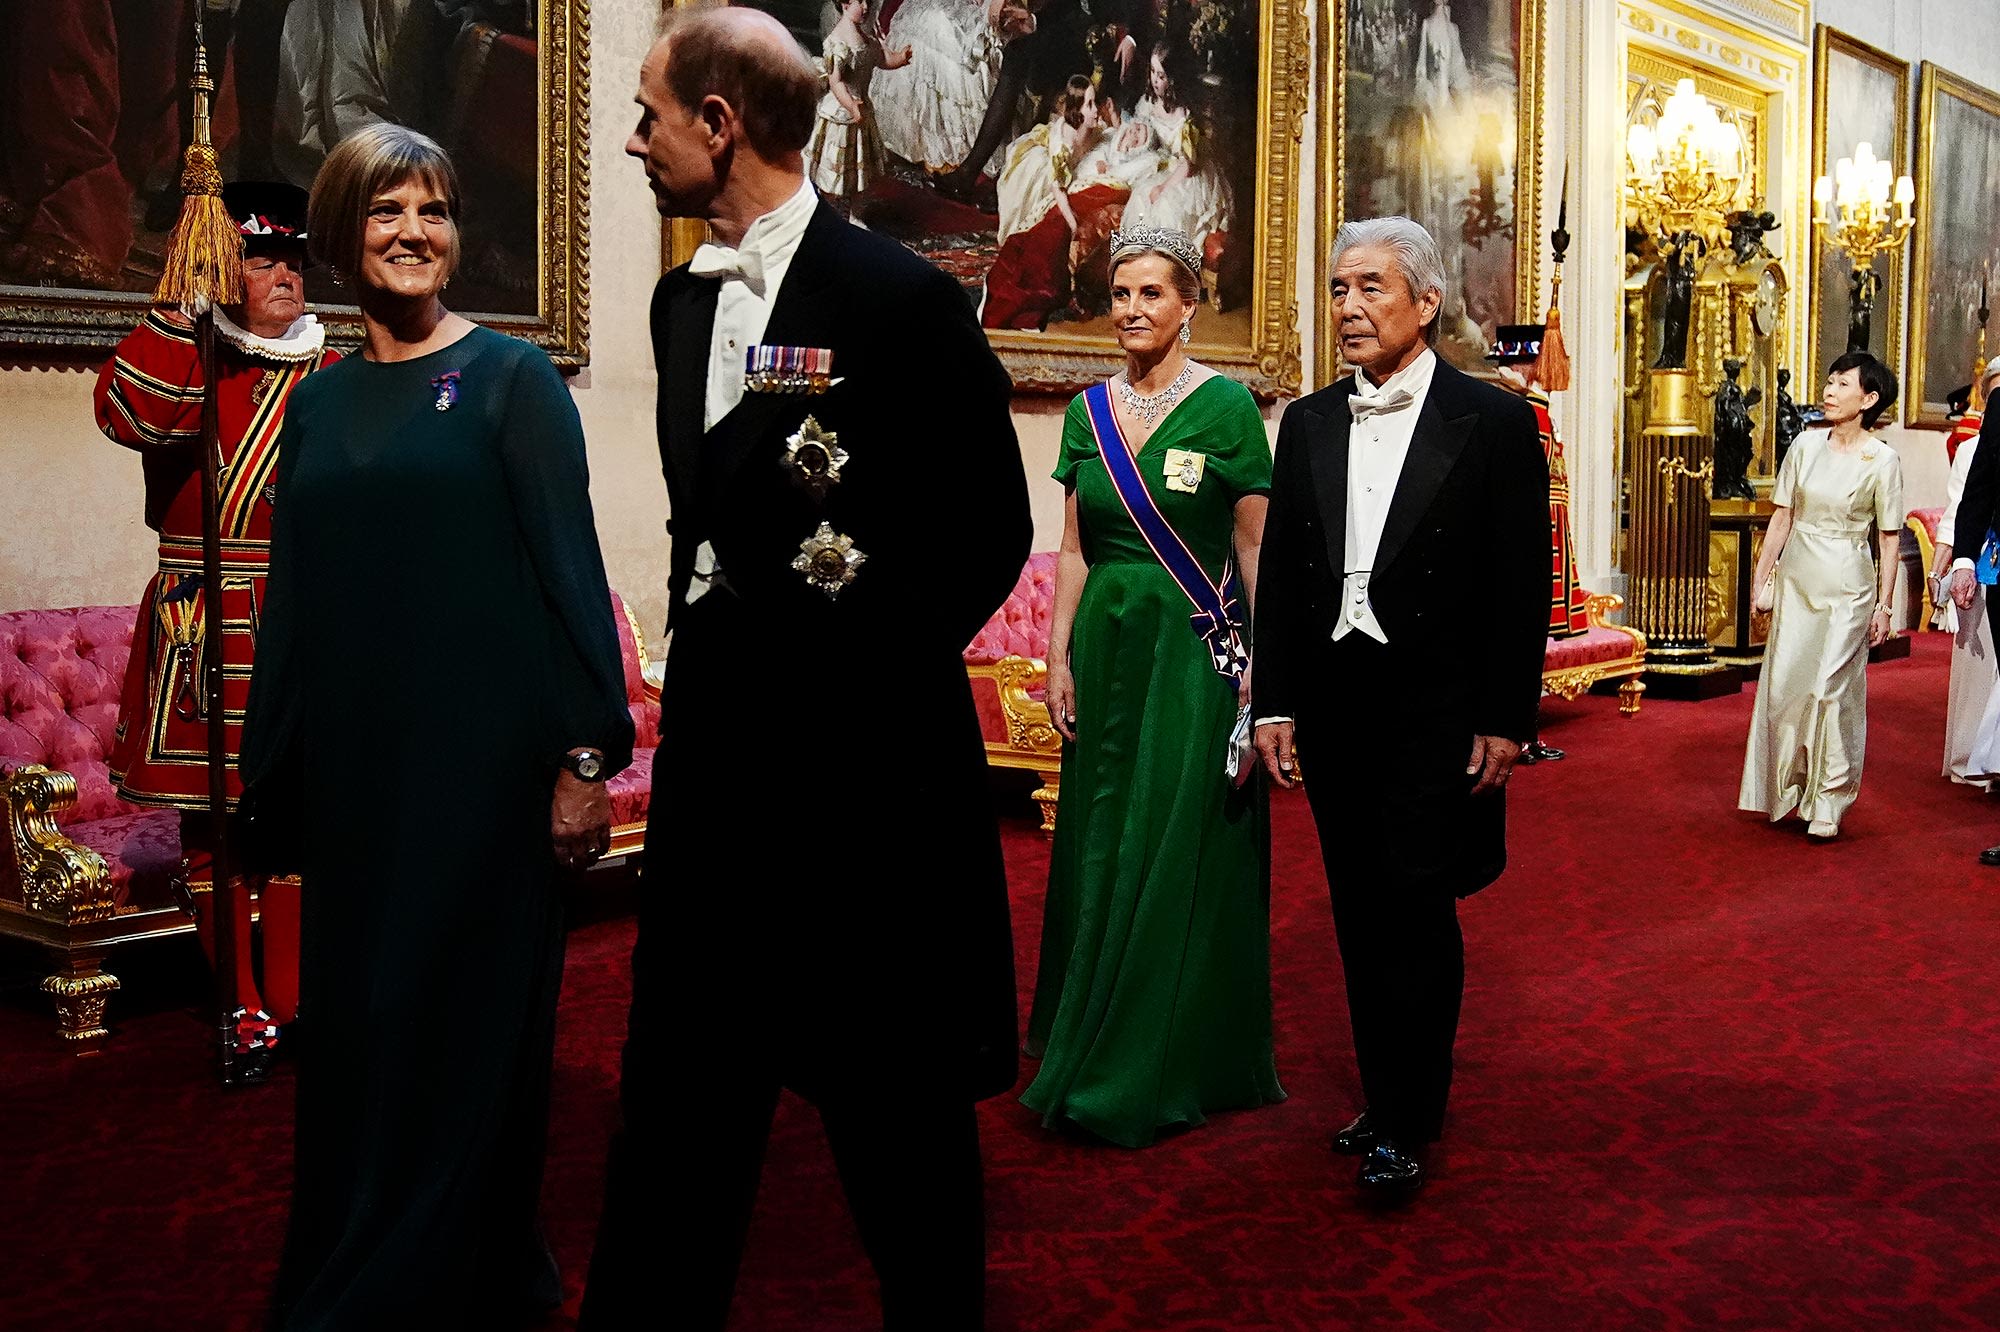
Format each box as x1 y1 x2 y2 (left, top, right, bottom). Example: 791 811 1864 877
1083 383 1246 684
746 344 835 395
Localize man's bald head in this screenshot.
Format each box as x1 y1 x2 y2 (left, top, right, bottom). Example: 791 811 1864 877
651 4 820 160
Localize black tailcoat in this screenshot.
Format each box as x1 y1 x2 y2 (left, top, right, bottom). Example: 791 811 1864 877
1253 356 1549 895
639 204 1032 1101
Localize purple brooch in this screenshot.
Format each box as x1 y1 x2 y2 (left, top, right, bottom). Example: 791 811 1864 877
431 369 461 412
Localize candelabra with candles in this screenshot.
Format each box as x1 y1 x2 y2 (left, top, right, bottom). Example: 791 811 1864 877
1627 78 1746 370
1622 77 1747 691
1812 141 1915 354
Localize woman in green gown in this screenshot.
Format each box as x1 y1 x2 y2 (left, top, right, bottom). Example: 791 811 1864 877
1025 227 1285 1147
241 125 634 1328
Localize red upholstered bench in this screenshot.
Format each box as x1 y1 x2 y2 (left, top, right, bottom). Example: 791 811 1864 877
0 594 659 1049
1543 593 1647 715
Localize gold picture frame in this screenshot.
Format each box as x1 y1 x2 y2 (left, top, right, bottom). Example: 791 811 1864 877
666 0 1307 399
1808 25 1908 396
0 1 591 366
1908 61 2000 428
1316 0 1544 390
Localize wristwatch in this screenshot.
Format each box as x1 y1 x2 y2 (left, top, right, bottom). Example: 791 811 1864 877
562 748 607 782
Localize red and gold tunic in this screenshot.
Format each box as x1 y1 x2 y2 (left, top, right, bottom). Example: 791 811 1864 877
1947 408 1983 466
93 310 338 810
1529 389 1590 639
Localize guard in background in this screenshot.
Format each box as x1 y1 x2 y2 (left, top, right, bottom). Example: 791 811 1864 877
1490 322 1587 762
93 181 337 1078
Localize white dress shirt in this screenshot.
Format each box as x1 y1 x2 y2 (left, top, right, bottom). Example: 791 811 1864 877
698 176 818 432
1335 347 1438 644
684 177 817 603
1255 348 1439 729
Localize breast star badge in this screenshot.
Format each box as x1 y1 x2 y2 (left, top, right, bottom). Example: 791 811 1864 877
782 415 848 499
793 521 867 599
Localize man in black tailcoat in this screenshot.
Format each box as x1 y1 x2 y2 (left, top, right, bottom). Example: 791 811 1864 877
1252 216 1549 1197
580 8 1031 1328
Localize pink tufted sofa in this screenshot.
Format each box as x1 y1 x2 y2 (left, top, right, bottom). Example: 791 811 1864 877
1 595 660 1048
965 553 1063 834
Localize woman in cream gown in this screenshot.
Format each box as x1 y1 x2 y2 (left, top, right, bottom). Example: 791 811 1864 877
1931 364 2000 784
1739 352 1904 839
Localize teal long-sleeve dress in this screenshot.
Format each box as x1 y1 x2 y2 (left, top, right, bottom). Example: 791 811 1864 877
242 326 634 1329
1023 375 1286 1148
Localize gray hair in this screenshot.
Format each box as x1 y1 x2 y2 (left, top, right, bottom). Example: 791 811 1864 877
1330 216 1447 348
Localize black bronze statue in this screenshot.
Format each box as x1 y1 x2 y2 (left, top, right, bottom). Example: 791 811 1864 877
1713 357 1762 500
1726 208 1780 267
1774 367 1804 469
1655 231 1700 370
1846 265 1881 353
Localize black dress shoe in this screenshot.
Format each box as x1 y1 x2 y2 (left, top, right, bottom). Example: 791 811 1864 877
1979 845 2000 866
1332 1109 1377 1156
1520 740 1566 764
1356 1140 1424 1196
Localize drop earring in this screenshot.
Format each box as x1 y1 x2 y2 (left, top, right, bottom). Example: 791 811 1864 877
1179 319 1192 345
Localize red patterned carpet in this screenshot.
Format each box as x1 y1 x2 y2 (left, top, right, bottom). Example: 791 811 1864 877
5 633 2000 1330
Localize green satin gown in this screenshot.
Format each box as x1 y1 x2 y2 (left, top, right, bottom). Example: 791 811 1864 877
1023 374 1286 1147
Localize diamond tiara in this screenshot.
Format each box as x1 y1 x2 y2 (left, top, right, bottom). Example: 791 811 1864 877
1109 225 1202 278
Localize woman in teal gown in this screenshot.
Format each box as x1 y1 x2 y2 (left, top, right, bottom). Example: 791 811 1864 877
1025 228 1285 1147
242 126 633 1328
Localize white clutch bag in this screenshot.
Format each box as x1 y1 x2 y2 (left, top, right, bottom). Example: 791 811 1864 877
1224 703 1254 787
1753 576 1775 613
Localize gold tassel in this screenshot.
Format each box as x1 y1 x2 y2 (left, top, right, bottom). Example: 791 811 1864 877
152 25 242 312
1536 302 1572 392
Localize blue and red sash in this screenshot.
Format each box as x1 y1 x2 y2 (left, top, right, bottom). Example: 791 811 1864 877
1083 381 1248 684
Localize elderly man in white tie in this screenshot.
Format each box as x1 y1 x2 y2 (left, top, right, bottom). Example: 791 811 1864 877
582 7 1030 1329
1252 216 1549 1198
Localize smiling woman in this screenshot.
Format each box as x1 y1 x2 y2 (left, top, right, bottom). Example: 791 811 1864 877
243 121 636 1328
1023 224 1285 1149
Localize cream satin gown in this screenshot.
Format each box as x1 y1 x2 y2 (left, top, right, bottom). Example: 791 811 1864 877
1739 428 1904 829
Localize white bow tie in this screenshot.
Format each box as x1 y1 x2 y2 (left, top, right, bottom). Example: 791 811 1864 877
1349 384 1417 421
689 241 765 294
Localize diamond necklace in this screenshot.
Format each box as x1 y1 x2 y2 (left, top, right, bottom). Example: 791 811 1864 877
1117 361 1197 430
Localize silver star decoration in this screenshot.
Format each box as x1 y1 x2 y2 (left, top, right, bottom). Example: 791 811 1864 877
792 521 868 599
782 415 849 499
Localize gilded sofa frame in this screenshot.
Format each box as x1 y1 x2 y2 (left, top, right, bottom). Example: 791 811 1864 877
1542 593 1648 716
966 657 1062 836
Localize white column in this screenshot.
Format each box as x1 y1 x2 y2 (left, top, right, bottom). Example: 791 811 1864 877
1556 0 1631 596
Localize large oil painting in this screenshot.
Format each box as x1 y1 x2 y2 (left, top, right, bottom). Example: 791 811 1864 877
1320 0 1541 384
682 0 1305 396
0 0 588 363
1909 62 2000 428
1808 26 1907 397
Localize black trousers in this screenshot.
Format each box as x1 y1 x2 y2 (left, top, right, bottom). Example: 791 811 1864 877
1301 636 1473 1147
578 929 988 1331
1304 792 1466 1146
